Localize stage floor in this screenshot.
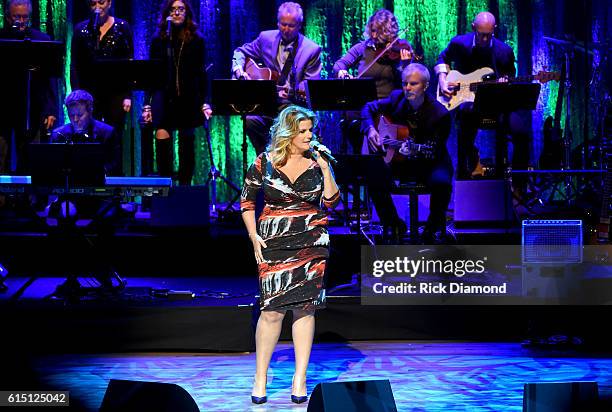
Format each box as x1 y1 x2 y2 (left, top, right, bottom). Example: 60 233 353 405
26 341 612 411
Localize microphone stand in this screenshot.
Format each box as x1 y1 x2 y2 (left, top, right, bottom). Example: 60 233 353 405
203 116 241 218
18 24 36 154
165 17 174 99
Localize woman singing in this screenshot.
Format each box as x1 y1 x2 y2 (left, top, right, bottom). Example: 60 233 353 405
241 105 340 404
71 0 133 136
142 0 212 185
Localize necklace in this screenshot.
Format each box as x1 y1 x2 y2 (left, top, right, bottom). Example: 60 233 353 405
174 38 185 96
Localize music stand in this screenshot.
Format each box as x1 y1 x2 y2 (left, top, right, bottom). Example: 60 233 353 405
28 142 113 300
0 39 64 134
211 79 277 208
473 82 541 229
29 142 106 188
93 59 163 176
334 154 391 241
473 82 540 115
473 82 540 177
306 78 377 112
307 79 378 228
307 78 377 152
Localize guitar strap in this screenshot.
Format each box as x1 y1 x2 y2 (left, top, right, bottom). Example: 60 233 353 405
277 37 299 87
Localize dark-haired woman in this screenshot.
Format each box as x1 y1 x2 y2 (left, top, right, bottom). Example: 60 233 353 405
141 0 212 185
71 0 133 147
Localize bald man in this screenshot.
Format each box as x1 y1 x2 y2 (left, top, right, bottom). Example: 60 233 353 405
435 12 529 181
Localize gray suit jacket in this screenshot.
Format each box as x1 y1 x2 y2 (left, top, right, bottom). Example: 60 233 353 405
232 30 322 96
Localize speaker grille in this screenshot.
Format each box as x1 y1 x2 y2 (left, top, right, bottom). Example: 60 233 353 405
522 220 582 263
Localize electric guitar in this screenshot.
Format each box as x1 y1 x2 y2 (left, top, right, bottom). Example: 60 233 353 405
437 67 560 111
362 115 435 163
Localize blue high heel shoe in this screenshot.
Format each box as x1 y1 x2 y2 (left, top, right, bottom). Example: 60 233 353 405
251 395 267 404
291 375 308 404
251 376 267 404
291 394 307 404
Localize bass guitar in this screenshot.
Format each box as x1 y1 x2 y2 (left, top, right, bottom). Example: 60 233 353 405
437 67 560 111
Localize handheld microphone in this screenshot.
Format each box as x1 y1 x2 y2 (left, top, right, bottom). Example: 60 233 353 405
93 8 101 29
166 16 173 40
93 9 101 49
309 139 337 165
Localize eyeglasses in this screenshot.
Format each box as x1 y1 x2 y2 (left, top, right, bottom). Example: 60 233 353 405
170 6 186 14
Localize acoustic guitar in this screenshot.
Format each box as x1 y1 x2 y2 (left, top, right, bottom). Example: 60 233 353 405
243 57 307 106
362 115 435 164
244 57 280 81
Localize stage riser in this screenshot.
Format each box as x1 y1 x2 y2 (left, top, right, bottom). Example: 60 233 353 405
0 229 520 287
3 300 609 353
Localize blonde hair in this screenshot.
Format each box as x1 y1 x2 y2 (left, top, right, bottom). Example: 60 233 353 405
364 9 399 45
268 105 317 167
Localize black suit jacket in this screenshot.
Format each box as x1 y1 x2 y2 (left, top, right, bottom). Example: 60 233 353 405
436 33 516 77
361 90 452 162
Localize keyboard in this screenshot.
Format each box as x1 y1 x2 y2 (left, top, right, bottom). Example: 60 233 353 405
0 176 172 197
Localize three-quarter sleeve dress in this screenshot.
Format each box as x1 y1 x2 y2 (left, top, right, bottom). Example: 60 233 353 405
241 152 340 311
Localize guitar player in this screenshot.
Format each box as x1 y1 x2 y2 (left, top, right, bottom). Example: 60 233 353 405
435 11 530 193
361 63 453 243
231 2 322 154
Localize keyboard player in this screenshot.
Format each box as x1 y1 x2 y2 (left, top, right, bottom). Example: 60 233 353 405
50 89 121 176
47 90 123 292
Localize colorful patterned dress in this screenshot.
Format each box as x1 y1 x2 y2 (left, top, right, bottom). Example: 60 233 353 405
241 152 340 311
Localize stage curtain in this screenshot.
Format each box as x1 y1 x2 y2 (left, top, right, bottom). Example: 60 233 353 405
0 0 608 199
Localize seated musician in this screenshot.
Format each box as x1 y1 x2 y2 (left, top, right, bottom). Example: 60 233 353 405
231 1 321 154
333 9 413 154
361 63 453 243
48 89 123 290
50 89 121 176
435 11 530 186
